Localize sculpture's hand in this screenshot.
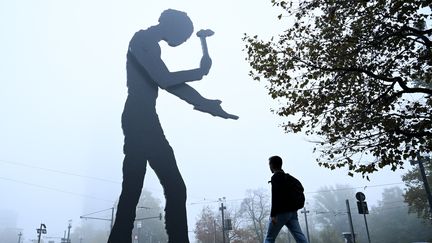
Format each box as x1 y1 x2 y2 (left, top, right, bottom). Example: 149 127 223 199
193 99 239 120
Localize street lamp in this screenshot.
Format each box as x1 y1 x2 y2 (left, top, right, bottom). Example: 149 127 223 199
17 232 22 243
36 223 47 243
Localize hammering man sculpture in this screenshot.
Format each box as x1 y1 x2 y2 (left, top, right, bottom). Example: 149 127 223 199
108 9 238 243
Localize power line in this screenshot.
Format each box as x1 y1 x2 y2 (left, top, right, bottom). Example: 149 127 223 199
1 159 406 193
0 159 408 209
305 182 405 194
80 207 115 217
0 176 115 203
188 182 406 206
26 180 404 219
0 158 169 196
189 198 243 206
0 159 121 184
309 204 411 217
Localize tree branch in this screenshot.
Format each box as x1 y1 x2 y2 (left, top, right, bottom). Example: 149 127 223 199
374 25 432 48
402 26 432 47
295 57 432 95
393 129 432 138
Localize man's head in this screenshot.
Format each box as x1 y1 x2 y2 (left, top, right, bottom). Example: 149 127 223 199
269 155 283 173
158 9 194 47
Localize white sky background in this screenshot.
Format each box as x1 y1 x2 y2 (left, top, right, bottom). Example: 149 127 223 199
0 0 412 242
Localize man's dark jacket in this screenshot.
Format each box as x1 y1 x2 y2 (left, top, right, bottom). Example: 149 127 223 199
270 171 303 217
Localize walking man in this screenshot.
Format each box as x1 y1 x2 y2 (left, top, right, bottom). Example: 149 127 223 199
264 155 308 243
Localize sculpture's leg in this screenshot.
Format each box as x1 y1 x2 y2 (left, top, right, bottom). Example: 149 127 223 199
148 143 189 243
108 154 147 243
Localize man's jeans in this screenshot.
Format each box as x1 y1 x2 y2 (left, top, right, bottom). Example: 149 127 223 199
264 211 308 243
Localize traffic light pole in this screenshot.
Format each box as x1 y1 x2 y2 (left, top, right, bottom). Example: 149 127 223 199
363 214 371 243
355 192 371 243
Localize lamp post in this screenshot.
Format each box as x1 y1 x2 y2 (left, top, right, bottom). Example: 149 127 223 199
66 220 72 243
36 223 47 243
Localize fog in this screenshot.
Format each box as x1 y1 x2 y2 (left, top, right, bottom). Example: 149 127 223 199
0 0 411 242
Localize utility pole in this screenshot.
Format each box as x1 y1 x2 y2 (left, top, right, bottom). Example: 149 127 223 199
300 207 311 243
411 153 432 218
345 200 356 243
219 197 227 243
17 232 22 243
66 220 72 243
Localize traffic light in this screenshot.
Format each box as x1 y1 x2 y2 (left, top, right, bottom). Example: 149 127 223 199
224 219 232 231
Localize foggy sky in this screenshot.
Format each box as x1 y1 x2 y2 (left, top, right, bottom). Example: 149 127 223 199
0 0 410 242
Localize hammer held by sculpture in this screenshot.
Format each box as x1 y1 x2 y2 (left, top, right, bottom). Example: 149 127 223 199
107 9 238 243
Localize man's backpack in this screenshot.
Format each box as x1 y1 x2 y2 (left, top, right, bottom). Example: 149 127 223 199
285 173 305 210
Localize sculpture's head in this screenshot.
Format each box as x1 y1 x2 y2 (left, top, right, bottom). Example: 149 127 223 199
158 9 194 47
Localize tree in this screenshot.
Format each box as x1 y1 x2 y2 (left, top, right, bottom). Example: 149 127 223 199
133 190 168 242
194 206 220 243
309 184 380 242
239 188 270 243
71 189 167 243
402 157 432 219
225 204 259 243
311 185 357 235
194 204 258 243
312 227 344 243
0 228 21 243
367 187 432 243
194 189 270 243
70 223 109 243
244 0 432 176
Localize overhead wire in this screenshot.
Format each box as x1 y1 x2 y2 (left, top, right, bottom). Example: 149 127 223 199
0 176 115 203
0 159 408 208
0 158 162 197
0 159 120 184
